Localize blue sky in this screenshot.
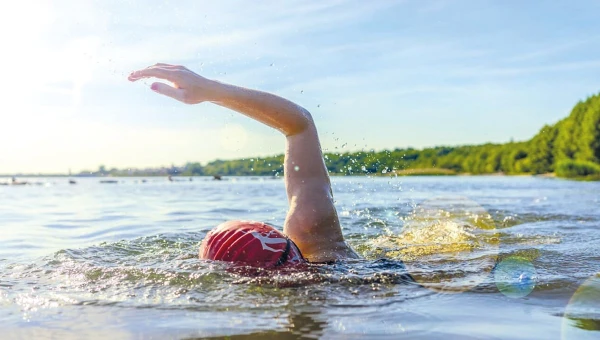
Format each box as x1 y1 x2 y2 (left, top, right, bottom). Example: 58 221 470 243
1 0 599 173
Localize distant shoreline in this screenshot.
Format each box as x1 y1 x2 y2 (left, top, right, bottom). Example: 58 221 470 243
0 170 556 178
3 170 598 182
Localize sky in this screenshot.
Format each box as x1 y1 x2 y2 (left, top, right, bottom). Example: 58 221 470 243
1 0 600 174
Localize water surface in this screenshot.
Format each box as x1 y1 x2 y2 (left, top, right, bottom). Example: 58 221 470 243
1 176 599 339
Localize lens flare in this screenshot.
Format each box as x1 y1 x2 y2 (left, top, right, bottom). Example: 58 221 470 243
562 273 600 339
494 256 537 298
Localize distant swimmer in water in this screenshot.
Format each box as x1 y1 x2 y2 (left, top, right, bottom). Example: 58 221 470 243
11 177 27 186
128 63 359 266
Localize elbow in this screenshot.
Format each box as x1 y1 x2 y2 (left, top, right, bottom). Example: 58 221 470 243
284 108 315 137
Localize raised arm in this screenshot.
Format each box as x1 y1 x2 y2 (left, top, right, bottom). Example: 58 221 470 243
129 64 358 262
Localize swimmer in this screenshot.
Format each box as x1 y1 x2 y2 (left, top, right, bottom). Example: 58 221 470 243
129 63 359 266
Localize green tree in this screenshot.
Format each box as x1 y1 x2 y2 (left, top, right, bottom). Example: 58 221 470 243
528 125 558 174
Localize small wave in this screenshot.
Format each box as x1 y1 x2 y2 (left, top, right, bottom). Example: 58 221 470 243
166 211 195 216
0 232 423 313
207 208 250 214
69 224 159 242
42 223 84 230
491 211 598 229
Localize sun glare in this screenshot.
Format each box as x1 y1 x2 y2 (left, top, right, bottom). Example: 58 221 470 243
0 2 55 96
0 2 102 146
64 38 101 113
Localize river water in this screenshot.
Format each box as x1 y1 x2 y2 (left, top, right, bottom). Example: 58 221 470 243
0 176 598 339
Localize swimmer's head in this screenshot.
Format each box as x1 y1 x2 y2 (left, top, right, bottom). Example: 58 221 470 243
199 220 305 267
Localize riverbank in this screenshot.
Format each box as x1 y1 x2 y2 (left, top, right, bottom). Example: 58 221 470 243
3 170 599 181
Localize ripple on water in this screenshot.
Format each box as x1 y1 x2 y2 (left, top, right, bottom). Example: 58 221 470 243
0 233 420 316
166 211 195 216
1 177 599 338
69 224 160 242
490 210 599 229
43 224 84 230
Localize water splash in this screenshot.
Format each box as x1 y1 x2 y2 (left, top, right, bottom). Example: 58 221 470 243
366 196 499 293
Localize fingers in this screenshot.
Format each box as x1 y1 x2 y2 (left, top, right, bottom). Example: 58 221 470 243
128 63 196 103
128 67 180 82
128 63 189 82
151 63 184 69
129 63 186 81
150 82 185 102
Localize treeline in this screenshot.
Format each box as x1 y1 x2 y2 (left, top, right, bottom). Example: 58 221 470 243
180 155 285 177
177 92 600 180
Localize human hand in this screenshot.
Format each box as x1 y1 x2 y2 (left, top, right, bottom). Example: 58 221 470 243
128 63 216 104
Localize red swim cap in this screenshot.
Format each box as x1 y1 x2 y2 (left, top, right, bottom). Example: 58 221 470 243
199 220 305 267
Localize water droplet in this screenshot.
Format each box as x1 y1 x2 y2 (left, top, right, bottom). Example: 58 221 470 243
317 104 321 108
294 166 300 171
